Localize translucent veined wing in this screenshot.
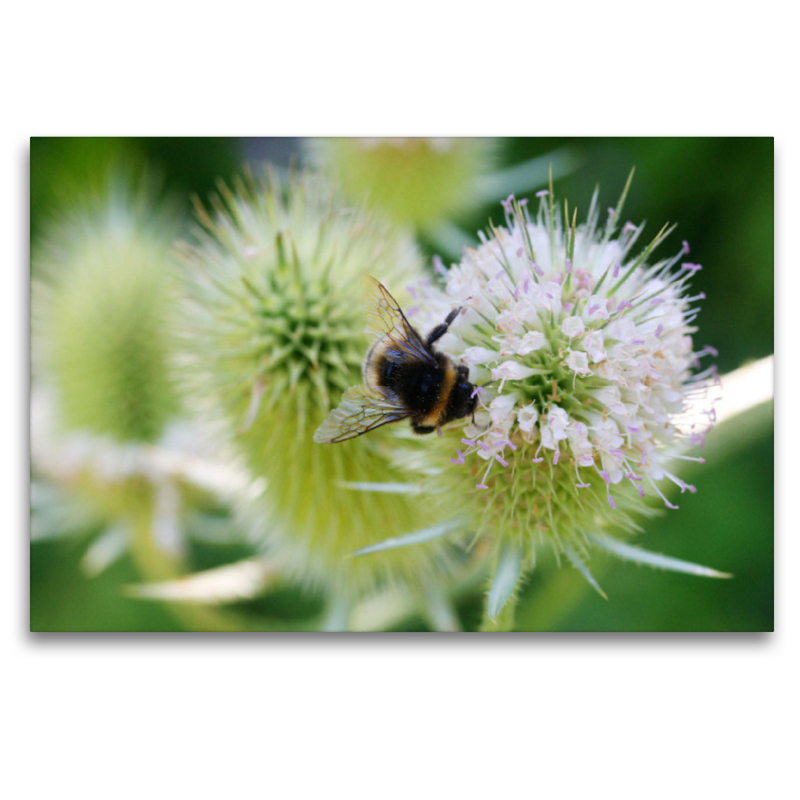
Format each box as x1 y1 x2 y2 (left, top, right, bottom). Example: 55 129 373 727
363 276 437 367
313 384 410 443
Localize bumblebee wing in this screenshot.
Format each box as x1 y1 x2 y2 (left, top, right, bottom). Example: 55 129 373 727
313 384 410 444
363 276 437 366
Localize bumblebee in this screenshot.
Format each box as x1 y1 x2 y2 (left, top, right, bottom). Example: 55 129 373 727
314 277 477 443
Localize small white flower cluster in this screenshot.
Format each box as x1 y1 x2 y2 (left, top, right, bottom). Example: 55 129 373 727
416 188 717 514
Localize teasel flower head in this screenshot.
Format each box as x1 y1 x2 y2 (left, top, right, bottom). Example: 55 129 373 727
33 181 181 446
306 137 497 231
30 180 197 575
403 174 722 626
175 166 458 627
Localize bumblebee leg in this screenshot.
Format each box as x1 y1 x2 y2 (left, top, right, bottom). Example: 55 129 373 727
412 423 436 435
425 308 461 347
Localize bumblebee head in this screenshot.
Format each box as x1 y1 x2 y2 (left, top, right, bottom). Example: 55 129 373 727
447 364 478 422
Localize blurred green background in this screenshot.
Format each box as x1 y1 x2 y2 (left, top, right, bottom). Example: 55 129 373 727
29 137 773 632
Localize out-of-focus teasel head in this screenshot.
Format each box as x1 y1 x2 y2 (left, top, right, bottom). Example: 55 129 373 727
174 166 464 629
387 173 728 629
31 178 199 577
306 137 498 232
33 181 180 444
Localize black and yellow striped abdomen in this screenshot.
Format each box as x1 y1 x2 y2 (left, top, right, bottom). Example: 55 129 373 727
363 335 476 435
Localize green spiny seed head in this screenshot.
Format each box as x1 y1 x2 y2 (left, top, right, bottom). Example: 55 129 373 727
175 166 453 602
33 183 181 444
307 137 496 231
